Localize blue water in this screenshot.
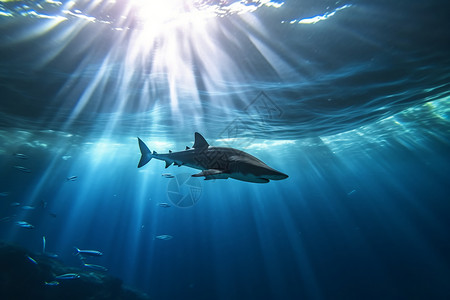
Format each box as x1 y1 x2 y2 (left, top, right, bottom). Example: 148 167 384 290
1 0 450 299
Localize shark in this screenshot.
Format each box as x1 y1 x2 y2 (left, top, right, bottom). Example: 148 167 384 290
137 132 288 183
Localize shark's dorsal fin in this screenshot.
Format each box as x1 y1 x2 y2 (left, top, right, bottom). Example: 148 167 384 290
193 132 209 149
169 150 172 153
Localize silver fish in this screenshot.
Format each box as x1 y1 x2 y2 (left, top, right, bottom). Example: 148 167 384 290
14 153 28 159
44 252 59 258
162 173 175 178
155 235 173 240
83 263 108 272
27 255 38 265
55 273 80 280
21 205 35 210
74 247 103 256
16 221 34 229
41 200 47 208
157 203 171 208
66 176 77 181
44 281 60 286
0 216 12 222
42 235 58 258
14 166 31 173
347 189 356 196
10 202 20 207
0 192 9 197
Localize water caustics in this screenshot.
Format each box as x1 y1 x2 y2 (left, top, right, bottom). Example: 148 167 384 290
1 0 448 142
0 0 290 138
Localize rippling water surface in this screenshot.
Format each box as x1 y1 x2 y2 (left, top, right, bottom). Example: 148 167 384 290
1 1 449 299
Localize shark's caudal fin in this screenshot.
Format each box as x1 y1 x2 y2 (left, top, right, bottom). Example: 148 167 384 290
137 138 152 168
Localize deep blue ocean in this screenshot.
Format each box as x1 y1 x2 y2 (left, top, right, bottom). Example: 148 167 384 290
1 0 450 299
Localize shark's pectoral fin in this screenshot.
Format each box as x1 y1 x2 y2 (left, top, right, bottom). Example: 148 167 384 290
165 161 172 168
192 169 229 180
254 178 270 183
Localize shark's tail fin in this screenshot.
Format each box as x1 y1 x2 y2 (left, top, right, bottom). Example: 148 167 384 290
137 138 152 168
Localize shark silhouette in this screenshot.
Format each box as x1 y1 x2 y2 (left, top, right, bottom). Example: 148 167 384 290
137 132 288 183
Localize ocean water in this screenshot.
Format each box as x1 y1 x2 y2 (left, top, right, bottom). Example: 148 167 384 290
1 0 450 299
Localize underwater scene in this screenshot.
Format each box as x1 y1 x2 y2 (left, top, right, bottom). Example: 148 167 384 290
1 0 449 299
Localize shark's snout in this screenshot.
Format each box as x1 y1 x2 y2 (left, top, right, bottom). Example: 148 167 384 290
259 167 288 181
278 172 289 180
268 170 289 180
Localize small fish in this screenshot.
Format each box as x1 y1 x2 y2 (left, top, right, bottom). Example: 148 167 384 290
10 202 20 207
83 263 108 272
14 166 31 173
27 255 38 265
21 205 35 210
42 235 59 258
16 221 34 229
347 189 356 196
55 273 80 280
157 202 171 208
44 281 60 286
62 155 71 160
39 200 47 208
155 235 173 240
162 173 174 178
0 192 9 197
66 176 77 181
14 153 28 159
44 252 59 258
0 216 11 222
74 247 103 257
49 212 57 218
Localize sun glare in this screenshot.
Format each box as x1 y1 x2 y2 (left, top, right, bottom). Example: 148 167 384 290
95 0 286 137
129 0 196 31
